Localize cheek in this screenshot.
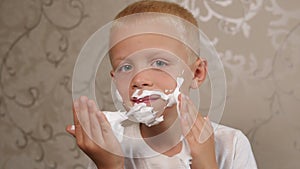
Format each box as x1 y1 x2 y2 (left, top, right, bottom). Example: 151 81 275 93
115 81 130 100
180 80 191 95
115 70 178 97
181 74 195 95
152 71 177 92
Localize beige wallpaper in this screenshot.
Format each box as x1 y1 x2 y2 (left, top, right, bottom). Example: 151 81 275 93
0 0 299 169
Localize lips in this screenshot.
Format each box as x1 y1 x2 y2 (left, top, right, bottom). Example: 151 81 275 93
131 94 160 104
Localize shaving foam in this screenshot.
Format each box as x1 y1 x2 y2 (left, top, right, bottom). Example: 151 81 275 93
125 77 184 127
126 103 163 127
115 89 123 102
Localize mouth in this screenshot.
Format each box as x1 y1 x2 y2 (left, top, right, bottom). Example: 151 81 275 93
131 94 161 104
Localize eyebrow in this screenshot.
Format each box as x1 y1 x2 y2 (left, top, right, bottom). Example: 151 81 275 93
147 50 177 60
145 51 164 61
115 50 162 61
114 49 176 66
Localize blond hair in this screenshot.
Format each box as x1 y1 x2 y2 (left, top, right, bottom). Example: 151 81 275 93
112 0 199 64
115 0 198 27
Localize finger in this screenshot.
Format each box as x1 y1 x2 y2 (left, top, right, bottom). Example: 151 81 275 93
87 99 98 113
97 111 123 155
180 114 192 138
78 96 91 136
73 100 83 142
185 95 201 122
73 100 80 125
66 124 76 137
96 111 119 153
96 111 116 142
78 96 97 148
181 95 206 145
87 99 104 146
185 96 211 143
178 94 182 107
198 117 214 143
179 94 193 137
186 113 202 144
182 95 197 127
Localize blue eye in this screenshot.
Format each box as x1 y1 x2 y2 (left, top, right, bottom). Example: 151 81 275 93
118 64 133 72
152 60 168 67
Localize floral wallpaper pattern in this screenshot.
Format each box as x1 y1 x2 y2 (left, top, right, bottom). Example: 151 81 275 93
0 0 299 169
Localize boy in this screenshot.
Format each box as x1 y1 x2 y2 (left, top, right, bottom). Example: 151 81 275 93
66 1 257 169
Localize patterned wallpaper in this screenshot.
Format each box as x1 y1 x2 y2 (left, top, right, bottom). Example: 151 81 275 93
0 0 299 169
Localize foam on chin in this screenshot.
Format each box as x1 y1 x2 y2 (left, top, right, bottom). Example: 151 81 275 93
126 103 163 127
125 77 184 127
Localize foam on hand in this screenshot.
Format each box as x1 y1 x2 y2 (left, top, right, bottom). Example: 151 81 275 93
125 77 184 127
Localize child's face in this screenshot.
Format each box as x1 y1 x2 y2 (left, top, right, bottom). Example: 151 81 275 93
110 34 196 109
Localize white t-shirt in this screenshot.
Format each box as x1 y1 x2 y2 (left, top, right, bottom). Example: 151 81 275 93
87 111 258 169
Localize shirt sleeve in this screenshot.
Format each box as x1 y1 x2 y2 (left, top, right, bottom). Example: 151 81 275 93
232 131 258 169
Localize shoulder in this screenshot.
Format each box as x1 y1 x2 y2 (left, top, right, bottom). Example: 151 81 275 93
212 123 258 169
213 123 253 151
213 123 248 146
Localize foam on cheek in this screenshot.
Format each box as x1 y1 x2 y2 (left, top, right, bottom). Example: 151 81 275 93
116 89 123 102
166 77 183 108
126 77 184 127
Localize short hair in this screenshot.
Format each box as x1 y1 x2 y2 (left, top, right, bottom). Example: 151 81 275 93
111 0 199 64
115 0 198 28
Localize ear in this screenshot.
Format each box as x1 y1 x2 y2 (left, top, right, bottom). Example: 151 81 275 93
110 70 115 78
190 58 207 89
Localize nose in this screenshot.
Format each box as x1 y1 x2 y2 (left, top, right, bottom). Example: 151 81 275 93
131 72 153 89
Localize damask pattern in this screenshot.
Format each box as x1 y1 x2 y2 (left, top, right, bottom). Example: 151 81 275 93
0 0 89 168
0 0 299 169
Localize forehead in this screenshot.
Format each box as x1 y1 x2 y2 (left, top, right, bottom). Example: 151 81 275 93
109 34 189 68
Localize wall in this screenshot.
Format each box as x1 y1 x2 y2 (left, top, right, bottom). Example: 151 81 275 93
0 0 299 168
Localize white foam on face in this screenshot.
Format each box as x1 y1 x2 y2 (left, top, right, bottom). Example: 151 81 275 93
125 77 184 127
115 89 123 102
126 103 164 127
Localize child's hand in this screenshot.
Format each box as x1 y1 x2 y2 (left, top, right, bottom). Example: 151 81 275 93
179 95 218 169
66 96 124 169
